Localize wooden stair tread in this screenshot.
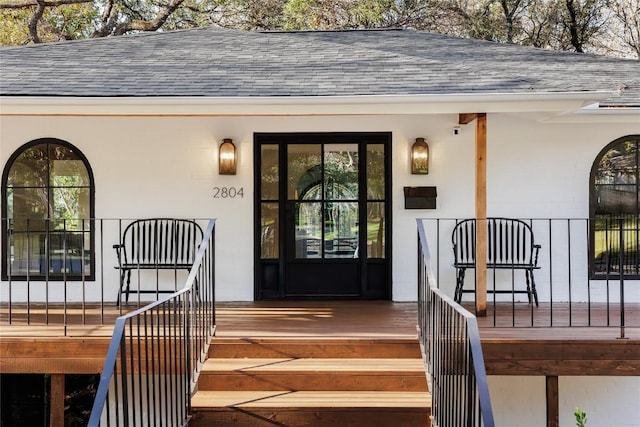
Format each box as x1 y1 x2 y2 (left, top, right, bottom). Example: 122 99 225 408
211 337 419 343
191 390 431 409
202 358 426 373
209 338 422 358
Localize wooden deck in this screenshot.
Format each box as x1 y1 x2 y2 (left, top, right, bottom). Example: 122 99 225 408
1 300 639 375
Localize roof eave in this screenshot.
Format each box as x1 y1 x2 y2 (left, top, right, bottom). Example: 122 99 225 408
0 91 620 116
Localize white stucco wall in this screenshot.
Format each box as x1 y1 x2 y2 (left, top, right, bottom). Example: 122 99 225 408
1 111 639 302
2 106 639 427
488 375 640 427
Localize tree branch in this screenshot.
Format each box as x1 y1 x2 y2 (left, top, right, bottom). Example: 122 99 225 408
27 0 45 43
0 0 91 9
112 0 186 35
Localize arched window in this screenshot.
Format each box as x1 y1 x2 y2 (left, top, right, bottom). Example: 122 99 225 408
2 138 95 280
590 134 640 278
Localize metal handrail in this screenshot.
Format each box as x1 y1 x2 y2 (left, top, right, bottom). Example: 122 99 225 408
87 219 216 426
417 219 495 427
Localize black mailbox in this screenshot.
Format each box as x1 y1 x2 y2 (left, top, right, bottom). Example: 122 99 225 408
404 186 437 209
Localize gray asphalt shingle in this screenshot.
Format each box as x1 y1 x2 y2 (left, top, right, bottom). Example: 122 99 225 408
1 27 638 105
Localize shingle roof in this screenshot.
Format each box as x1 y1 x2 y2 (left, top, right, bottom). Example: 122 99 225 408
1 27 639 105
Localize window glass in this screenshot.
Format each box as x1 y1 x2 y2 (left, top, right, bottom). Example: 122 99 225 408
3 139 93 279
261 145 279 201
591 136 640 277
260 203 279 259
324 202 358 259
367 144 385 200
287 144 321 200
324 144 358 201
367 202 385 259
295 202 321 259
7 144 48 187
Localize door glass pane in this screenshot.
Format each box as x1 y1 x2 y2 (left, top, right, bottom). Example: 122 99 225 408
325 202 358 259
324 144 358 200
367 202 385 259
288 144 322 200
295 202 321 259
261 145 279 200
261 203 279 259
367 144 385 200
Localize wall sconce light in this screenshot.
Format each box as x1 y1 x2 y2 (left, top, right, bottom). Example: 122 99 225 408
219 139 236 175
411 137 429 174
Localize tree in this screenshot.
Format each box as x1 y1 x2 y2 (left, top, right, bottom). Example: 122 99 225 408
0 0 636 60
498 0 529 43
0 1 96 44
559 0 607 52
605 0 640 58
0 0 213 43
429 0 530 43
209 0 286 30
521 0 563 48
440 0 504 41
282 0 392 30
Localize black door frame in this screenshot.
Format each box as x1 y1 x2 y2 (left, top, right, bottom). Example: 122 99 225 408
254 132 392 300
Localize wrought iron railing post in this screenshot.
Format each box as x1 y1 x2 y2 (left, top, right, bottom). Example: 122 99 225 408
6 218 13 324
618 219 626 339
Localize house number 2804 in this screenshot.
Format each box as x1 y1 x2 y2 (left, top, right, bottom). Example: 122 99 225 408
213 186 244 198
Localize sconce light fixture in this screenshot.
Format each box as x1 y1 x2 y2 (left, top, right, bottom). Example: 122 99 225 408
219 139 236 175
411 137 429 174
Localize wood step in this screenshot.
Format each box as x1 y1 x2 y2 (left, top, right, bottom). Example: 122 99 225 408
209 337 421 359
190 391 431 427
198 358 428 391
195 336 431 426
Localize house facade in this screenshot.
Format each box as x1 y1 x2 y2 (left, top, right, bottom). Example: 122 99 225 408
1 27 639 426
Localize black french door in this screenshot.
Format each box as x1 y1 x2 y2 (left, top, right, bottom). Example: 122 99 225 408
255 133 391 299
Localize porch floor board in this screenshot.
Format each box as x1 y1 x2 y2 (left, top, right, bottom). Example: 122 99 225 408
1 300 638 339
1 300 639 376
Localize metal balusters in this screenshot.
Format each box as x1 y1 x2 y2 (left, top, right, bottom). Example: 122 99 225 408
417 219 495 427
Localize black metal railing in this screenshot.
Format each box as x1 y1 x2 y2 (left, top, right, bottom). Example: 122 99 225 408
86 219 216 426
1 218 210 335
418 219 495 427
418 218 639 338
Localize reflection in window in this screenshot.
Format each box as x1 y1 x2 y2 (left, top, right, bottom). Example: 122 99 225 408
367 202 385 258
324 144 358 200
2 138 94 280
260 203 279 259
261 145 279 200
590 135 640 277
291 144 360 260
288 144 321 200
367 144 385 200
323 202 358 259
